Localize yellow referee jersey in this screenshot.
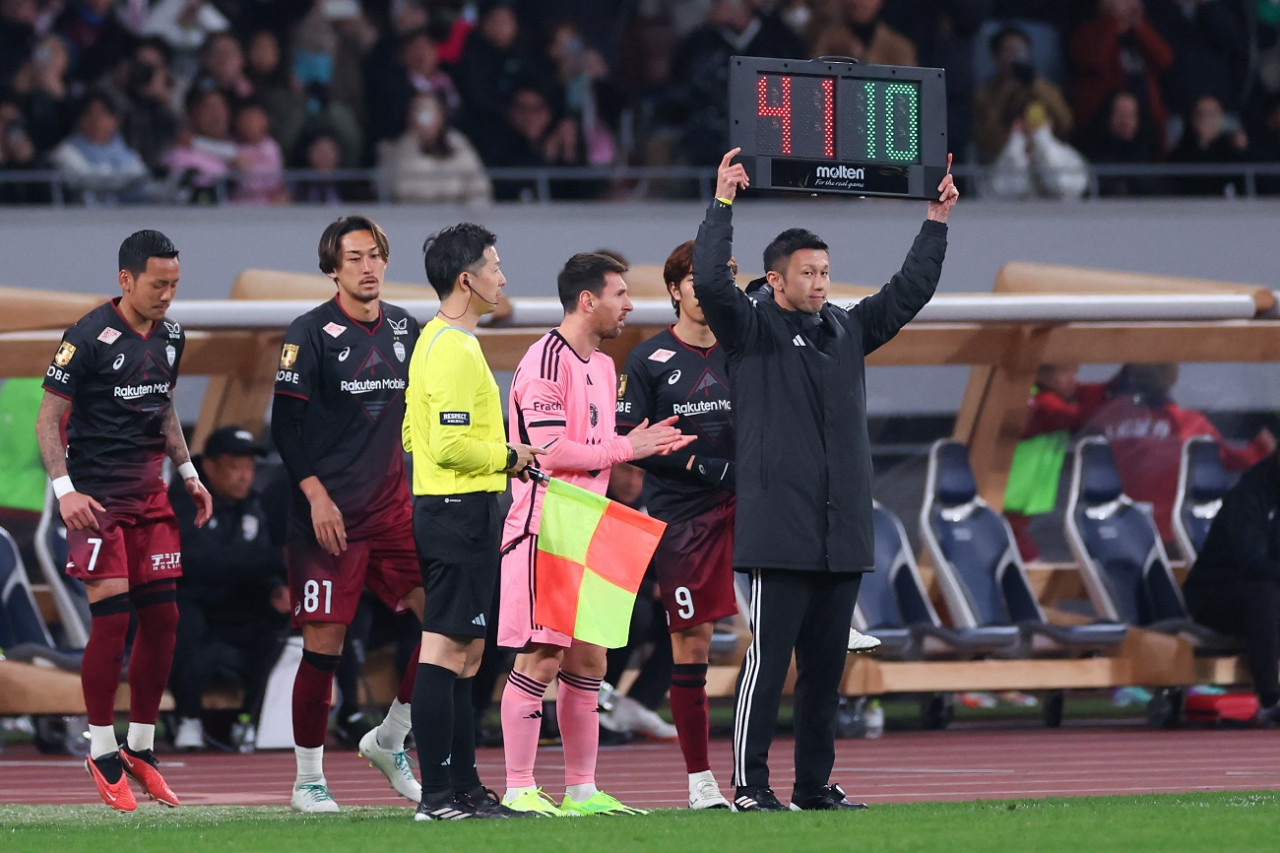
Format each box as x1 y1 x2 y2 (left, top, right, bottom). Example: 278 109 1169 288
403 317 507 495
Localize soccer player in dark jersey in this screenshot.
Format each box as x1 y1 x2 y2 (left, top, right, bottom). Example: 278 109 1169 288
616 240 737 810
271 216 425 813
36 229 213 812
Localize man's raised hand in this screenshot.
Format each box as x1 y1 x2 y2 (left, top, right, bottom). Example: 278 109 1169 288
927 153 960 223
716 148 750 202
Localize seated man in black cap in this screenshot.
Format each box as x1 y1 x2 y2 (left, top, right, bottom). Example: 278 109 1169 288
168 425 289 750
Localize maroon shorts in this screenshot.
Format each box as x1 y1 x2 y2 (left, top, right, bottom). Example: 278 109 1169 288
286 501 420 627
653 499 737 632
65 490 183 586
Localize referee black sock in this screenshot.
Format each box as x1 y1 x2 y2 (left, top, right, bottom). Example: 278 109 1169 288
411 663 457 797
450 677 482 794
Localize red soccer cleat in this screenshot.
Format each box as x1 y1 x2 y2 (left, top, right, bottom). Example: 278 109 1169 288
120 746 181 807
85 754 138 812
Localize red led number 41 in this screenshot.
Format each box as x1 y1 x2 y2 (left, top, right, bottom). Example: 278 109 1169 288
756 75 834 158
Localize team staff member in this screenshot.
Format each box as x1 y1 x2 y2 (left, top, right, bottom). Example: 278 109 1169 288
271 216 425 813
36 229 213 811
695 149 959 812
402 223 543 820
497 253 692 816
616 239 737 810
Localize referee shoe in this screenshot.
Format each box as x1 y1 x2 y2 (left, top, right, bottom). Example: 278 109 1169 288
789 783 868 811
847 628 882 653
731 786 786 812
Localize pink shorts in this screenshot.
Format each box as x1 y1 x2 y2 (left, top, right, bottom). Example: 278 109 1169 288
498 532 572 650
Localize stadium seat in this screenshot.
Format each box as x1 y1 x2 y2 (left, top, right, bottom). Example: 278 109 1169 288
921 439 1127 655
855 502 1021 659
0 524 56 650
1064 437 1233 650
34 484 91 649
1172 435 1228 564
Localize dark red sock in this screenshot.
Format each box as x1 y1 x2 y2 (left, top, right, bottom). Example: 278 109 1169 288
293 649 340 748
670 663 710 774
396 639 422 705
81 593 132 727
128 581 178 725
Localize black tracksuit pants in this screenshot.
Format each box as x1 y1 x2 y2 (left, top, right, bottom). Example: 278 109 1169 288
1185 579 1280 706
732 568 861 795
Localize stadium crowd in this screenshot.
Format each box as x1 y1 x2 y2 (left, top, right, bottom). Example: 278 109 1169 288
2 0 1280 204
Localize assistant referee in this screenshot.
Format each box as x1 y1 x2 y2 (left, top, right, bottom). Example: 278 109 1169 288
403 223 542 820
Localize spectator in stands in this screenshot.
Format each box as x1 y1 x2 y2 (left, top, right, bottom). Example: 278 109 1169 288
1146 0 1248 117
243 29 307 164
473 83 585 201
1182 447 1280 726
663 0 806 167
375 89 491 204
985 99 1089 199
1085 363 1276 547
11 32 77 155
545 19 623 169
454 1 545 146
1250 93 1280 195
0 93 47 204
53 0 135 85
50 90 150 203
191 31 255 106
363 27 461 157
166 86 236 203
107 37 180 174
140 0 231 83
809 0 918 67
292 126 363 203
1168 93 1249 196
1079 89 1172 196
0 0 38 85
169 425 288 752
1069 0 1175 156
1004 364 1110 562
230 98 287 204
973 24 1074 165
880 0 992 162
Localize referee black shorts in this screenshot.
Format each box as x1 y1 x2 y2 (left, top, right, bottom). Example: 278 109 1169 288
412 492 501 639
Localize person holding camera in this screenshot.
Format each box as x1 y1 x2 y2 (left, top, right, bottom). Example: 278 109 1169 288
973 25 1074 166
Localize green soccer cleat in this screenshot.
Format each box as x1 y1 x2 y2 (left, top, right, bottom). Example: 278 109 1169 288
559 790 649 817
501 787 562 817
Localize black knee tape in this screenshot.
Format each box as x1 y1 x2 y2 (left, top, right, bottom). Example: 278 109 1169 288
89 591 133 617
302 649 342 673
672 662 708 689
132 579 177 610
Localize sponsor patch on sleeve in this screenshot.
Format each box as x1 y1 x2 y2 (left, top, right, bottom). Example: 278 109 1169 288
440 411 471 426
279 343 299 369
54 342 76 366
648 348 675 363
97 327 121 344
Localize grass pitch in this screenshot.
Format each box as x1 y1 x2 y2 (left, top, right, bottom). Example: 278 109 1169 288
3 792 1277 853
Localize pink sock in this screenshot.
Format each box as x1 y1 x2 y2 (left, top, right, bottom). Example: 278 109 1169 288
501 670 548 789
556 670 601 787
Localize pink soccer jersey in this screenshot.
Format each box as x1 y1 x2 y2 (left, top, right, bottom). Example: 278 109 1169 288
503 330 634 542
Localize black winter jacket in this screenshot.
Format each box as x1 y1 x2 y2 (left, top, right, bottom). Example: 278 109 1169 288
1184 456 1280 589
692 202 947 573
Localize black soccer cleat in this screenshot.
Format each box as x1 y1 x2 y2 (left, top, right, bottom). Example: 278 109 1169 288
789 783 868 811
732 786 787 812
453 786 527 818
414 790 472 821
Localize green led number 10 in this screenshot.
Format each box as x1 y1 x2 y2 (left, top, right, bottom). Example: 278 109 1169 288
861 81 919 163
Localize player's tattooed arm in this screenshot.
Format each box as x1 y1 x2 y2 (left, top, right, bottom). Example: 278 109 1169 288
36 391 105 532
35 392 71 478
163 404 214 527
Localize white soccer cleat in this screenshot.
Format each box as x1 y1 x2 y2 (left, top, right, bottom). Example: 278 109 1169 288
688 770 730 810
358 727 421 802
173 717 204 751
291 782 340 813
847 628 882 653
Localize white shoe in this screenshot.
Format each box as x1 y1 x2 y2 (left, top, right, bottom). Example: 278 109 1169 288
688 770 730 810
608 696 678 739
357 727 421 802
291 782 339 813
847 628 882 653
173 717 204 751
